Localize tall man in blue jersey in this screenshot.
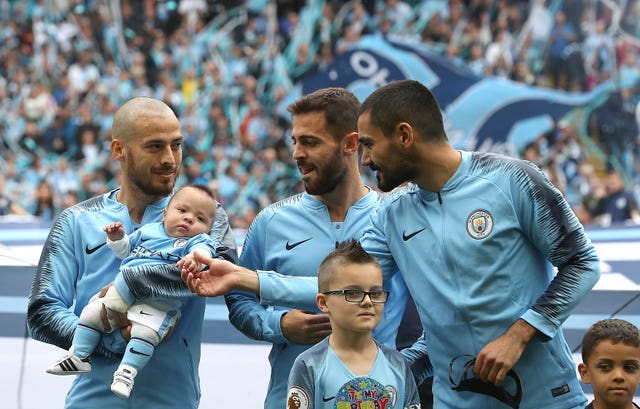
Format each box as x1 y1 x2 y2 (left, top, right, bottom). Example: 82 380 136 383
223 87 428 409
184 80 600 409
27 97 237 409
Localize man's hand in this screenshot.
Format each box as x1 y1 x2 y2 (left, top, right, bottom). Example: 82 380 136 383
181 249 260 296
281 309 331 344
473 319 537 385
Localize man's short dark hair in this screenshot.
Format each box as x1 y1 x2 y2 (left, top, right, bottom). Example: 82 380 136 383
287 87 360 141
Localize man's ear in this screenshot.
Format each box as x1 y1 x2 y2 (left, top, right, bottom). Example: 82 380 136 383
111 139 124 160
317 293 329 313
397 122 414 147
343 131 360 154
577 363 591 384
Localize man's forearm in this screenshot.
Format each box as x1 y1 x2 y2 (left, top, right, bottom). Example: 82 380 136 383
233 266 261 295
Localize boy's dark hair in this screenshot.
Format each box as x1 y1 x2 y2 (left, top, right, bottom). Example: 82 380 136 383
581 318 640 362
317 239 378 292
287 87 360 142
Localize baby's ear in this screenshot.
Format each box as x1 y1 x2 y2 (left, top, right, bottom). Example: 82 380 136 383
577 363 591 384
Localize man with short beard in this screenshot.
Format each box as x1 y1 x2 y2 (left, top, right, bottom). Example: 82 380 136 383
224 87 429 409
27 97 237 409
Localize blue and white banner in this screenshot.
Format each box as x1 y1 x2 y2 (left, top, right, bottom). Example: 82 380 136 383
284 35 613 155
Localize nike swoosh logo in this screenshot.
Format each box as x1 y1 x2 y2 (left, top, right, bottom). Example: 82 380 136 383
322 396 335 402
285 238 312 251
129 347 151 357
85 242 107 254
402 227 426 241
139 310 153 316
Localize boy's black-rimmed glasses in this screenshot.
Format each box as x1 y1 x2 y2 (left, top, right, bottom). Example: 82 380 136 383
322 289 390 304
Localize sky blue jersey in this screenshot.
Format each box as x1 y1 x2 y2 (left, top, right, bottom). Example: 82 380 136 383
225 189 419 409
257 151 600 409
287 337 420 409
111 221 218 309
362 151 600 409
27 189 237 409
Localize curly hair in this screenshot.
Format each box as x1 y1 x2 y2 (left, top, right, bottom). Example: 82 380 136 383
581 318 640 362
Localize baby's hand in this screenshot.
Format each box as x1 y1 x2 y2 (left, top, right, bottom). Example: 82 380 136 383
104 222 125 241
177 254 202 274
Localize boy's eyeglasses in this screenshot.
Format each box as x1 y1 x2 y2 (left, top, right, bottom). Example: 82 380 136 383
322 289 389 304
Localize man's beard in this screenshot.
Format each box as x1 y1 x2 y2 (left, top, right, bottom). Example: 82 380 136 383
302 157 346 196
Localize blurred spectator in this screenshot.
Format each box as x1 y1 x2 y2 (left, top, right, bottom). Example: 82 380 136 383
0 174 28 216
23 80 57 124
50 157 79 199
592 88 639 176
485 27 513 76
618 46 640 90
19 119 44 158
592 170 640 226
66 48 100 98
28 179 58 222
582 18 615 90
466 43 486 76
42 113 70 155
546 10 579 90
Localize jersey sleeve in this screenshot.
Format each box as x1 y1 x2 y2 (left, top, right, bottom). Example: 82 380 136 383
211 201 239 263
360 203 399 282
399 332 433 385
27 208 82 351
514 161 600 337
106 233 131 259
225 209 289 343
27 206 125 357
287 355 316 409
402 356 422 409
256 271 319 311
118 202 238 302
186 233 217 258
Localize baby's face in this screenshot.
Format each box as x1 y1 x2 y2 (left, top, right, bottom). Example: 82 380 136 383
579 339 640 408
163 187 215 237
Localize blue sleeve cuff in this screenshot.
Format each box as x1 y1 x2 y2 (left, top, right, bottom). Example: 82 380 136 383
521 309 556 340
263 309 289 344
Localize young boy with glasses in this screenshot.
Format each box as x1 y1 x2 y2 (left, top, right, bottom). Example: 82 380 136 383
285 239 421 409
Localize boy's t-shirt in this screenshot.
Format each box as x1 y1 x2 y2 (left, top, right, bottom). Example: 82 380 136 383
287 337 420 409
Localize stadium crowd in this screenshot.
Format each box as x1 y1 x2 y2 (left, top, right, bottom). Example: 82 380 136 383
0 0 639 228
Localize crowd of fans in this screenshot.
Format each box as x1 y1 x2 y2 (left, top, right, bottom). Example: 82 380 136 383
0 0 639 228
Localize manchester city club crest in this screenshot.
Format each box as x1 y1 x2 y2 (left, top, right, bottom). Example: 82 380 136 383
466 210 494 239
173 238 189 248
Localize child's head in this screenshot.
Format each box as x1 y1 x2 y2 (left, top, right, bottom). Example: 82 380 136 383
579 319 640 408
316 239 387 334
162 184 216 237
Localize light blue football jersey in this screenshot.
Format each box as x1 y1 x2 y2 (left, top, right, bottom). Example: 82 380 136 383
287 337 421 409
225 189 420 409
28 189 237 409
